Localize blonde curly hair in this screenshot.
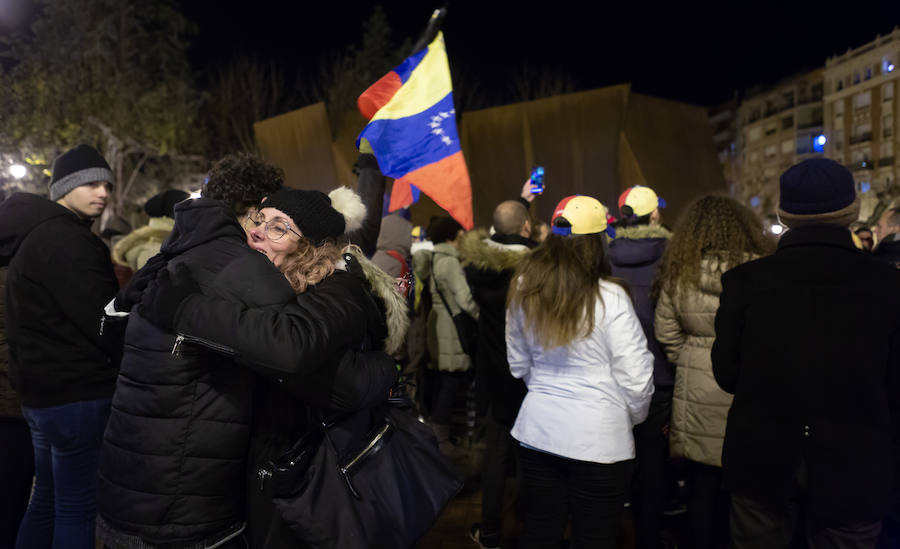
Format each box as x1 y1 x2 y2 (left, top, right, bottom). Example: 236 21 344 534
279 237 343 294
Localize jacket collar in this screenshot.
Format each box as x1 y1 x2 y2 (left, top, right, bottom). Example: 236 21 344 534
490 232 538 249
778 224 858 254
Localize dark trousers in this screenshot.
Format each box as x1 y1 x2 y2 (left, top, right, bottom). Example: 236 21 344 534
688 460 729 549
631 388 672 549
0 417 33 549
17 398 111 549
431 371 468 425
730 458 882 549
479 411 517 540
517 445 633 549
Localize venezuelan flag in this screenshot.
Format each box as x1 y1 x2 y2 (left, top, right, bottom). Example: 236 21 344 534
357 32 473 229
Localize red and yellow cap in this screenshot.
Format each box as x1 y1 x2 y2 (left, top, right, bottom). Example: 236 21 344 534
551 195 615 238
618 185 666 218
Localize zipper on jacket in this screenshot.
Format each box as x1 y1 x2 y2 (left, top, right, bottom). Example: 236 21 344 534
171 333 236 358
171 335 185 358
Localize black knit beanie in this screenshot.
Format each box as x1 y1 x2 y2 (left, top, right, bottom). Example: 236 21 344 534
777 158 859 228
49 145 113 201
262 188 345 244
144 189 190 218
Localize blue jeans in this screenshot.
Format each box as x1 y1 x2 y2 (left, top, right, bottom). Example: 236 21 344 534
17 398 111 549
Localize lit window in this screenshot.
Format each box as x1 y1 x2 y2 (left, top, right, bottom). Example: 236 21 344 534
750 196 761 207
865 67 872 80
860 182 871 193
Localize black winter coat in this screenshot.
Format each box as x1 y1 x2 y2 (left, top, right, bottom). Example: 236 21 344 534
608 225 675 388
98 198 297 546
169 256 401 549
0 193 120 408
460 231 533 425
712 225 900 523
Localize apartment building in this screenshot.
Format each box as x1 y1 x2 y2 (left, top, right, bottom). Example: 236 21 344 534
824 27 900 221
709 97 740 195
734 69 824 216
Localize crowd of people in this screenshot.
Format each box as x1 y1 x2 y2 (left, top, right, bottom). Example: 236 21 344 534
0 143 897 549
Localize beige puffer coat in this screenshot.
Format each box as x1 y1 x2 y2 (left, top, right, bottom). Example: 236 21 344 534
654 255 735 467
415 243 479 372
112 217 175 271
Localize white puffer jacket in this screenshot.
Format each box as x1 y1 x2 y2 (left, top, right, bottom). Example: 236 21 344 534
507 279 655 463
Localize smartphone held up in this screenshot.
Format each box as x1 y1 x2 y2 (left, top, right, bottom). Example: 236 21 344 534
529 166 545 194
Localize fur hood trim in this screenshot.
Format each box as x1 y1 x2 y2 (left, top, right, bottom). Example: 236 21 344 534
112 217 175 266
458 230 530 271
344 246 409 355
613 224 672 240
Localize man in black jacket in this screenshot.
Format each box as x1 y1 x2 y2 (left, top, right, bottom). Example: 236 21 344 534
609 185 675 549
460 199 537 549
712 158 900 549
0 145 121 548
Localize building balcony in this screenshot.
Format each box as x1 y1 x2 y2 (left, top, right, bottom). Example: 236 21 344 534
879 156 895 167
797 119 824 130
848 160 873 171
849 132 873 144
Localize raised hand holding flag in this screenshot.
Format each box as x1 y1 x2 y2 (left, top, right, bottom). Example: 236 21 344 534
356 16 473 230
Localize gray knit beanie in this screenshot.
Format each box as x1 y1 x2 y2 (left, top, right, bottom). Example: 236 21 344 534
48 145 114 201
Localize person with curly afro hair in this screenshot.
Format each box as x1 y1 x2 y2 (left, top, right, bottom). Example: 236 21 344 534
203 153 285 217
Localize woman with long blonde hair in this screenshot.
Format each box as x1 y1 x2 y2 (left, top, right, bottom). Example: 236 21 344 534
653 195 774 549
506 195 654 549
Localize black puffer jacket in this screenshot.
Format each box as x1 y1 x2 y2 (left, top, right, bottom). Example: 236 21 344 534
168 249 407 549
459 231 534 425
608 224 675 388
0 193 120 408
98 198 297 547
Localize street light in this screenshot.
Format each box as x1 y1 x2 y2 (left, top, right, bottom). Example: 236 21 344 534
9 164 27 179
770 224 784 235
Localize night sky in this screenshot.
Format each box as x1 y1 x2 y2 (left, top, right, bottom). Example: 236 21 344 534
3 1 900 106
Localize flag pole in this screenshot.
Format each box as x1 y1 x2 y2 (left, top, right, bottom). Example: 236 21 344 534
409 7 447 54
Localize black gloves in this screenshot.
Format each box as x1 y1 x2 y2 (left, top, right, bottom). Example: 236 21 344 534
138 262 201 331
114 252 169 312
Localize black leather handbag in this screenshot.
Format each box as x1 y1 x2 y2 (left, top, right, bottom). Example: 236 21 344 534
259 392 462 549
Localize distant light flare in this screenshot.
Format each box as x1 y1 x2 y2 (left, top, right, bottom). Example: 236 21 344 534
9 164 27 179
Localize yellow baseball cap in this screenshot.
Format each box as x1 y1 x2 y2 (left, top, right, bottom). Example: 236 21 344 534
551 195 615 237
618 186 666 218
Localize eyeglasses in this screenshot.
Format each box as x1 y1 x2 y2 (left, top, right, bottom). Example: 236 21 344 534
245 210 302 241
